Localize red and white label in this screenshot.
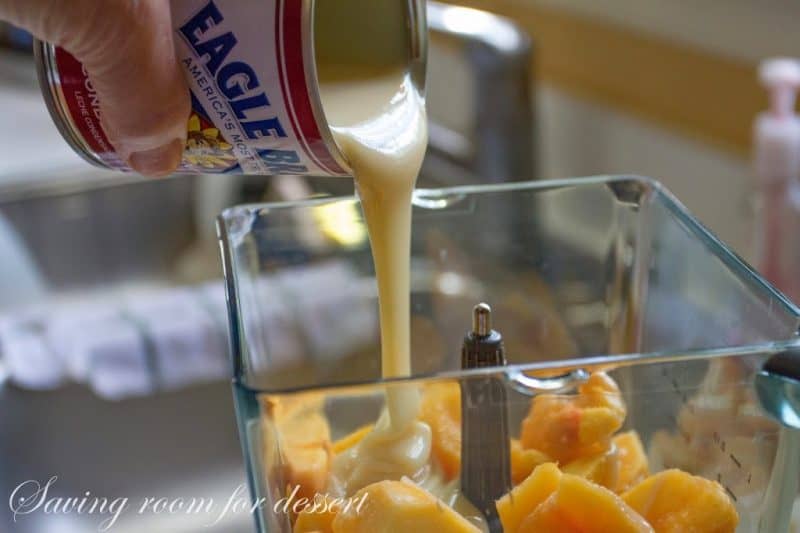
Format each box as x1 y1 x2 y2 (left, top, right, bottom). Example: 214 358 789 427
50 0 348 176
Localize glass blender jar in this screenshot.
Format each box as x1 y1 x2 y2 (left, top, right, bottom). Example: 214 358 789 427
218 176 800 532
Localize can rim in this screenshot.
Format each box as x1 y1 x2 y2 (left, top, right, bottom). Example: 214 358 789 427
303 0 351 175
408 0 429 97
304 0 428 176
33 39 111 170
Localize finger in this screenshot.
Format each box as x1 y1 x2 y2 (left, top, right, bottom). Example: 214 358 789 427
1 0 189 176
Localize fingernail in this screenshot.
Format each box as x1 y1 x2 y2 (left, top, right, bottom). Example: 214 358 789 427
128 139 184 177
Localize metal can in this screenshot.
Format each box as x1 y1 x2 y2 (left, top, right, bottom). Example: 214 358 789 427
34 0 426 176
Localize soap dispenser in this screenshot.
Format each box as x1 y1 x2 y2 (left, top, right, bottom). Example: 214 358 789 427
753 58 800 302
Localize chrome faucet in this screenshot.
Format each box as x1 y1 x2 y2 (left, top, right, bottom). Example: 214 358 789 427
424 2 535 186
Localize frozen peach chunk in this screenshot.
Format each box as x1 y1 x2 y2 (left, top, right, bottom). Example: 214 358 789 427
420 386 551 484
520 395 592 462
332 479 480 533
519 473 653 533
614 431 649 492
294 502 338 533
332 425 374 455
563 445 620 490
578 406 625 446
265 395 332 501
510 439 551 486
419 382 462 480
622 470 739 533
581 372 627 418
284 445 331 502
648 429 699 473
520 372 626 463
497 462 562 533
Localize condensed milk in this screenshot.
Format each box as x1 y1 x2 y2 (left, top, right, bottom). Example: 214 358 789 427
318 53 486 522
313 1 432 494
324 65 433 492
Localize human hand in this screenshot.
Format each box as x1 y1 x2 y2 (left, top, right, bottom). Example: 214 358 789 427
0 0 189 176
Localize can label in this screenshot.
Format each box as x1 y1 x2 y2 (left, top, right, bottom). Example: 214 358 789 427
50 0 348 176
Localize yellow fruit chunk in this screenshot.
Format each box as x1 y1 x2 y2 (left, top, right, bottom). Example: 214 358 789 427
294 502 338 533
332 479 480 533
510 439 551 485
614 431 649 492
521 395 587 461
519 473 653 533
581 372 627 418
332 425 374 455
264 395 332 501
419 383 462 480
648 429 698 473
520 372 626 463
623 470 739 533
563 445 619 490
284 445 331 502
420 386 553 484
579 406 625 446
497 463 562 533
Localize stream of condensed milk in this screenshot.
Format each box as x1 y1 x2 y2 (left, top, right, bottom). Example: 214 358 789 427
319 66 433 495
312 6 484 528
313 0 433 494
314 0 438 494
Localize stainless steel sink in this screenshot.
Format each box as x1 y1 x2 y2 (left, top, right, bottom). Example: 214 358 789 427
0 174 250 533
0 382 249 533
0 176 199 290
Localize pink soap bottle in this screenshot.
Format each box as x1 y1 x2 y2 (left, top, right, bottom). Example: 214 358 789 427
753 58 800 303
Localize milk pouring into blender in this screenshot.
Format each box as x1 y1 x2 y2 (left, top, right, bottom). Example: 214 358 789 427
35 0 436 509
22 1 754 532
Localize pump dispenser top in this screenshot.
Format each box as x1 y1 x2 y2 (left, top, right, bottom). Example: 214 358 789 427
753 58 800 301
754 59 800 182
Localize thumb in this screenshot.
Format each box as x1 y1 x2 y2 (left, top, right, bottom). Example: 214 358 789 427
1 0 189 176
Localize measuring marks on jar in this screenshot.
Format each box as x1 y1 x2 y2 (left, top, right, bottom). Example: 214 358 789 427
655 363 774 507
709 432 745 503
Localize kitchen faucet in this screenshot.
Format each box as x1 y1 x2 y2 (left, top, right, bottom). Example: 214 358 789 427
425 2 535 186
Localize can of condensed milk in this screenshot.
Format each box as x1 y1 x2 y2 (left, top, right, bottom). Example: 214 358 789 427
34 0 426 176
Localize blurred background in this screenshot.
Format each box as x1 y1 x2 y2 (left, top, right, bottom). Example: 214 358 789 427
1 1 799 531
